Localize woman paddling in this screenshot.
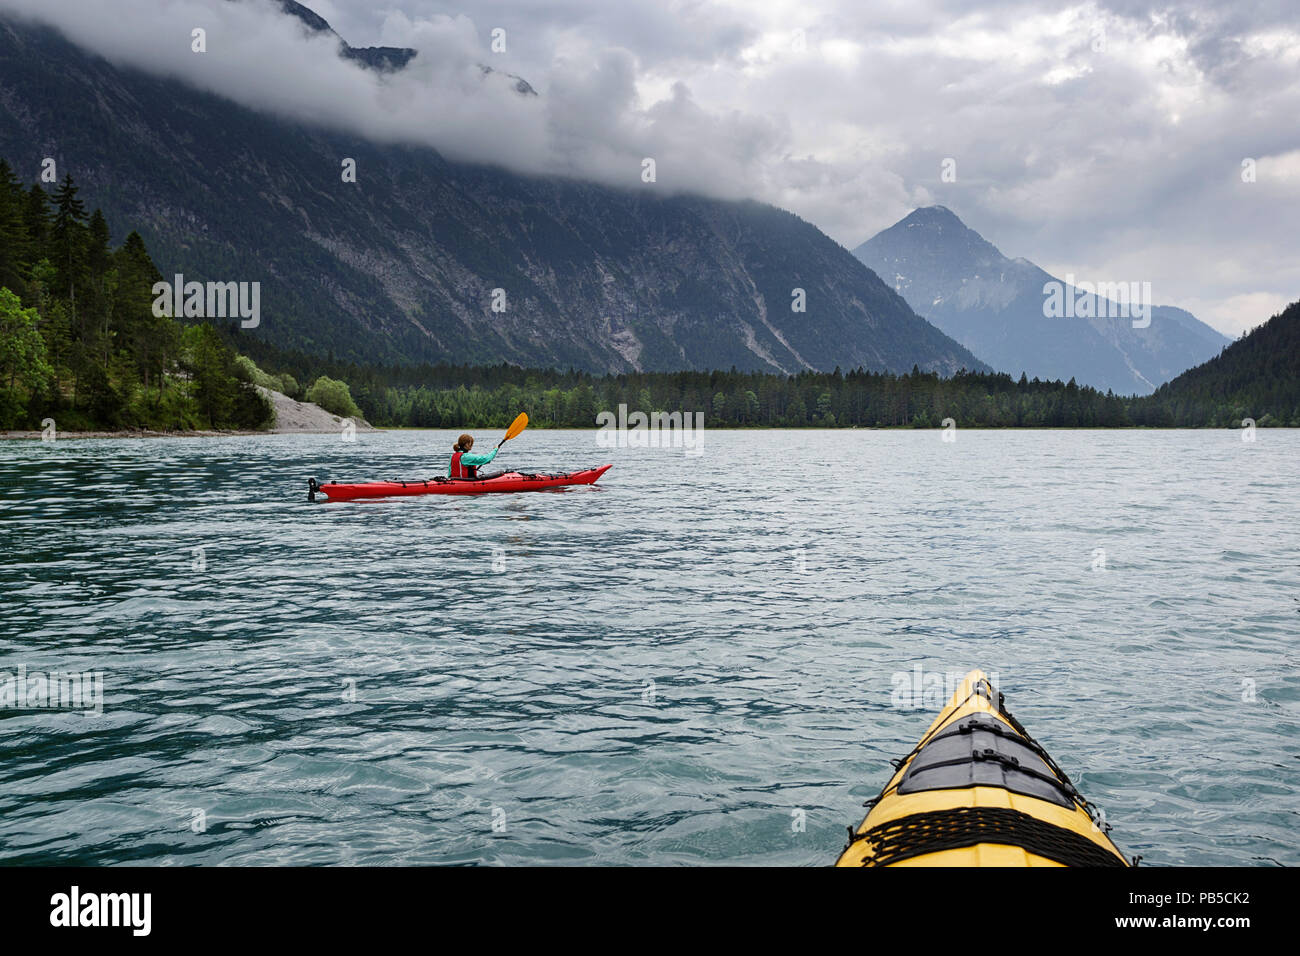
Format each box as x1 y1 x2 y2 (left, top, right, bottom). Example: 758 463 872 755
449 433 499 478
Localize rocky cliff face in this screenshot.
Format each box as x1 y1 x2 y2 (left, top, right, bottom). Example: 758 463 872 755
0 12 985 376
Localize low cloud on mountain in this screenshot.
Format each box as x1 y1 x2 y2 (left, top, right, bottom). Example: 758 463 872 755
3 0 1297 334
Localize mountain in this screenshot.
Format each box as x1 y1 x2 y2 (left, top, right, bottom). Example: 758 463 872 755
854 206 1230 394
1141 299 1299 426
275 0 417 72
0 10 984 377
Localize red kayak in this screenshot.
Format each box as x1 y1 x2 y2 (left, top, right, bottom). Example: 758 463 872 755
309 465 611 501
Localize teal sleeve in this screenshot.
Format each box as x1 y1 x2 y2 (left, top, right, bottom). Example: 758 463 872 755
460 447 498 467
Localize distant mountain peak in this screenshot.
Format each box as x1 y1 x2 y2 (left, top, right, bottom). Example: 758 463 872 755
274 0 416 72
478 64 539 97
275 0 331 35
859 205 1007 286
272 1 537 91
906 204 961 222
897 206 993 246
853 207 1231 395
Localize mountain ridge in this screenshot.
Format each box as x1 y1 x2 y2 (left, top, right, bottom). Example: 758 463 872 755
855 206 1230 394
275 0 417 72
0 12 985 377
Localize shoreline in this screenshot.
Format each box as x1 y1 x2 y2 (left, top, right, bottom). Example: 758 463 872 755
1 388 382 440
5 424 1291 440
0 427 384 440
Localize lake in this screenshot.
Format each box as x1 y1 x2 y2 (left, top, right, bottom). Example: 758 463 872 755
1 428 1297 865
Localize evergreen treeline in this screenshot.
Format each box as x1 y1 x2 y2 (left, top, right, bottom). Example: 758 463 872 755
224 314 1300 430
1146 300 1300 428
0 162 271 430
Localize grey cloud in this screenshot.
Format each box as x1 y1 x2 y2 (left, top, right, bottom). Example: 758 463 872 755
2 0 1297 335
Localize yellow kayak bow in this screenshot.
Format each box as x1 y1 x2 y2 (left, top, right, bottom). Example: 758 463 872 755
838 669 1131 867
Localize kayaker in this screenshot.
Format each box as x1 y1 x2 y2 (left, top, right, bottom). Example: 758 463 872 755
449 433 498 478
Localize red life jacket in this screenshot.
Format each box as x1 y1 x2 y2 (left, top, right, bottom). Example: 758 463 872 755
450 451 477 479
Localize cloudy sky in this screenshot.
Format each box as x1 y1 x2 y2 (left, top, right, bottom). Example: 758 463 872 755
7 0 1299 334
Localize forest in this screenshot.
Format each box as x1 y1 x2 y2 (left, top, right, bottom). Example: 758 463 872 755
227 305 1298 431
0 163 271 431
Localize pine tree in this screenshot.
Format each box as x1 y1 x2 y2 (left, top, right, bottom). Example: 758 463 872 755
50 174 88 302
22 184 50 272
86 209 115 369
114 231 172 405
47 176 96 405
0 160 28 295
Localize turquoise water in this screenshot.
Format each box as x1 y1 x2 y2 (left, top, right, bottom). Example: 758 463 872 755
1 428 1297 866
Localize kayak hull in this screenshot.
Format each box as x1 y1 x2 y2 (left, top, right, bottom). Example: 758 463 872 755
313 465 611 500
837 669 1129 867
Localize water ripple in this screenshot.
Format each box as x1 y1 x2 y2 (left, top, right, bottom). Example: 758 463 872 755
1 429 1298 865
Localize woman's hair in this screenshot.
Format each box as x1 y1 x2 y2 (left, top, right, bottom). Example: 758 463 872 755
453 433 475 452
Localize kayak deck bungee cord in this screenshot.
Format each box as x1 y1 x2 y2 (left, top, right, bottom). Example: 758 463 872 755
308 465 611 501
837 669 1133 867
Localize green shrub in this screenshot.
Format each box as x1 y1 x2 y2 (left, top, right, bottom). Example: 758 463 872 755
232 354 259 384
233 354 283 392
234 383 275 430
305 375 362 419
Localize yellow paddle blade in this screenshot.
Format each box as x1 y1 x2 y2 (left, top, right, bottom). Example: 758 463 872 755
502 412 529 443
